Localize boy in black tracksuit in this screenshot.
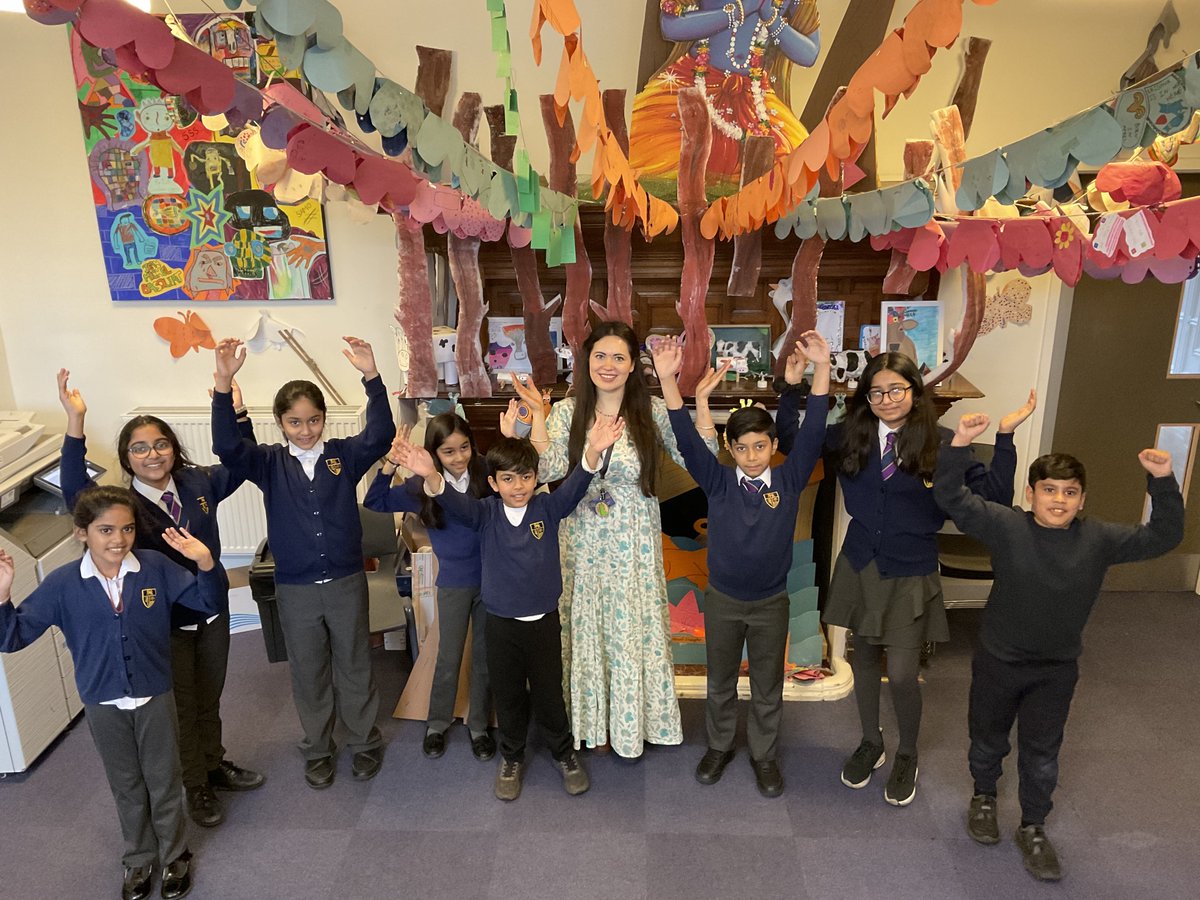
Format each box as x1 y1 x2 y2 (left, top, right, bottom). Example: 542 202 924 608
935 412 1184 883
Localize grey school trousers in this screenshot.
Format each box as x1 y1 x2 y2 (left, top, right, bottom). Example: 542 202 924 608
427 585 491 736
275 571 382 759
170 606 231 787
703 587 790 762
86 692 189 868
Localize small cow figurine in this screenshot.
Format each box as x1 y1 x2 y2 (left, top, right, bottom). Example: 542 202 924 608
831 349 870 385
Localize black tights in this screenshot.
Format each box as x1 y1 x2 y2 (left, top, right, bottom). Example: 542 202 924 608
850 635 923 756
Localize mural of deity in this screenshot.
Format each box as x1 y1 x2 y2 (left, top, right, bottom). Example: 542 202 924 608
629 0 821 186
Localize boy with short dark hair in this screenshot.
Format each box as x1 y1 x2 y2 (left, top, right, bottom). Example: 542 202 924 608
392 423 622 801
935 413 1184 883
652 331 831 797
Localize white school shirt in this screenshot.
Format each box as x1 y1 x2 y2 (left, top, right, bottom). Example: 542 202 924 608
289 440 326 480
134 477 218 630
734 466 773 490
80 552 151 709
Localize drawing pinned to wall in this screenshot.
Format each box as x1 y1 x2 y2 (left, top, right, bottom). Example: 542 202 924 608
154 310 216 358
70 15 333 302
979 278 1033 335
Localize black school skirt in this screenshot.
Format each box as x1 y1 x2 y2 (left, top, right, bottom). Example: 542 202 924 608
822 552 949 649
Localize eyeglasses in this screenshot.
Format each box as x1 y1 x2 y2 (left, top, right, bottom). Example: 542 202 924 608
128 439 173 458
865 385 913 405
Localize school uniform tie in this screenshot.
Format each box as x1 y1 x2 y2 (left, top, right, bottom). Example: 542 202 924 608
741 477 766 494
881 432 898 482
161 490 182 524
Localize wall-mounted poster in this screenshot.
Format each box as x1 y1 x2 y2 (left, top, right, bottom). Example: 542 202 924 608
71 15 333 302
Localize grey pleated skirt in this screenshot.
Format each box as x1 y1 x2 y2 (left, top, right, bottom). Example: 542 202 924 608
822 552 949 649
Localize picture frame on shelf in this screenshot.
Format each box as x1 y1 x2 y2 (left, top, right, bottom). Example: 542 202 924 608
815 300 846 352
485 316 564 374
880 300 943 374
709 324 773 378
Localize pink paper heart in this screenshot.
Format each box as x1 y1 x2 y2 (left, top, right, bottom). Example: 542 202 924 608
286 124 359 185
1095 161 1181 206
508 221 532 248
999 218 1053 271
152 42 235 115
1155 200 1200 260
906 221 945 271
24 0 81 26
945 219 1000 272
78 0 175 70
1049 217 1084 286
352 156 418 209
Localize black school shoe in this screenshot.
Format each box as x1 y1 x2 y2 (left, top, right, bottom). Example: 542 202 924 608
1015 824 1063 882
471 732 497 761
121 864 153 900
751 758 785 798
352 747 384 781
185 784 224 828
160 852 192 900
694 748 735 785
208 760 265 792
422 731 447 759
304 756 335 789
840 731 886 788
884 753 918 806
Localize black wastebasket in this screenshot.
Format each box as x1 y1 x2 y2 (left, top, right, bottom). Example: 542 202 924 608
248 539 288 663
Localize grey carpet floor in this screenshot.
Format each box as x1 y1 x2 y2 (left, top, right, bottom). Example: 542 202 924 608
2 591 1198 899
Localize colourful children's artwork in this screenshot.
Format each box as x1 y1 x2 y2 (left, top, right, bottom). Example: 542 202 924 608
485 317 565 374
880 300 943 374
71 15 333 302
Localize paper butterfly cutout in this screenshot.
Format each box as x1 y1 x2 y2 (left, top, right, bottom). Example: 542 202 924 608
154 310 216 358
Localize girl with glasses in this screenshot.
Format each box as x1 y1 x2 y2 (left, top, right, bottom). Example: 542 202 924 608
56 370 265 833
778 351 1035 807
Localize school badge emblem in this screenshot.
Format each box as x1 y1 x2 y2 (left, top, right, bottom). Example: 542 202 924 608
326 458 343 475
141 588 157 609
530 521 545 540
198 496 209 514
924 477 934 488
763 491 780 509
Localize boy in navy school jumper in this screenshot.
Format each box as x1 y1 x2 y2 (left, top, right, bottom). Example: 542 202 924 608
0 486 221 900
58 370 265 831
935 414 1184 883
211 335 395 789
392 420 623 801
653 331 831 798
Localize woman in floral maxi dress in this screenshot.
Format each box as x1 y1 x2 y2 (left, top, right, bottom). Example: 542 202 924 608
523 322 716 758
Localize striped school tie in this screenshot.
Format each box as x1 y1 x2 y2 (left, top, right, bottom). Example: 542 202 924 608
161 490 183 524
881 432 897 481
742 477 766 494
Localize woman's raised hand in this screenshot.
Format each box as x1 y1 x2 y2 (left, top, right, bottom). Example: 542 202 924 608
588 414 625 453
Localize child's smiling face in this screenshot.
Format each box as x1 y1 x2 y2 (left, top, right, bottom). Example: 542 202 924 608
1027 478 1085 529
75 505 137 576
435 431 474 480
277 397 326 450
488 469 537 508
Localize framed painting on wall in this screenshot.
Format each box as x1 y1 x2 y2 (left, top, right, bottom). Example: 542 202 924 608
709 324 773 378
880 300 943 374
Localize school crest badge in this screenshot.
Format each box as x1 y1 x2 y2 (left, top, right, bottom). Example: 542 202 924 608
326 458 343 475
763 491 780 509
141 588 157 609
197 496 209 514
530 521 545 540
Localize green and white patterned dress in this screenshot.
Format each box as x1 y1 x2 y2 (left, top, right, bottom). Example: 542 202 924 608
540 396 714 758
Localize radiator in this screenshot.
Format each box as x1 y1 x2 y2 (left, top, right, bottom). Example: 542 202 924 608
125 405 368 557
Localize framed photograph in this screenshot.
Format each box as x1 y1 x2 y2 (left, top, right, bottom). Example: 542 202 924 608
816 301 846 352
880 300 943 374
709 324 773 378
485 316 564 374
859 324 881 357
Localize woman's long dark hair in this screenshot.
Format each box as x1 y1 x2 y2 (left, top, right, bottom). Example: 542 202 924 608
835 352 940 480
420 413 489 530
117 416 195 480
568 321 662 497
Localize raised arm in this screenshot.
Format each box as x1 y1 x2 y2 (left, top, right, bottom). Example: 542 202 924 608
934 414 1015 540
1105 449 1185 563
962 390 1037 504
0 550 60 653
780 332 832 485
392 432 484 530
159 532 222 617
340 336 396 476
653 339 727 495
57 369 97 509
537 398 573 483
211 339 267 483
774 340 810 455
364 427 422 514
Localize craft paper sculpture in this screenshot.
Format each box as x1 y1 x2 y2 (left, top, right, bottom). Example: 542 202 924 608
245 310 306 353
70 15 333 302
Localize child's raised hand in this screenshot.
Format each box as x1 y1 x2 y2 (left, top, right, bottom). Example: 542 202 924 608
998 389 1037 434
386 424 412 463
214 338 246 385
650 336 683 381
57 368 86 418
1138 448 1174 478
499 399 520 438
797 330 831 367
695 361 732 400
342 336 379 379
393 436 437 477
0 548 14 601
208 377 245 408
162 527 214 570
953 413 990 447
783 342 807 385
588 414 625 453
